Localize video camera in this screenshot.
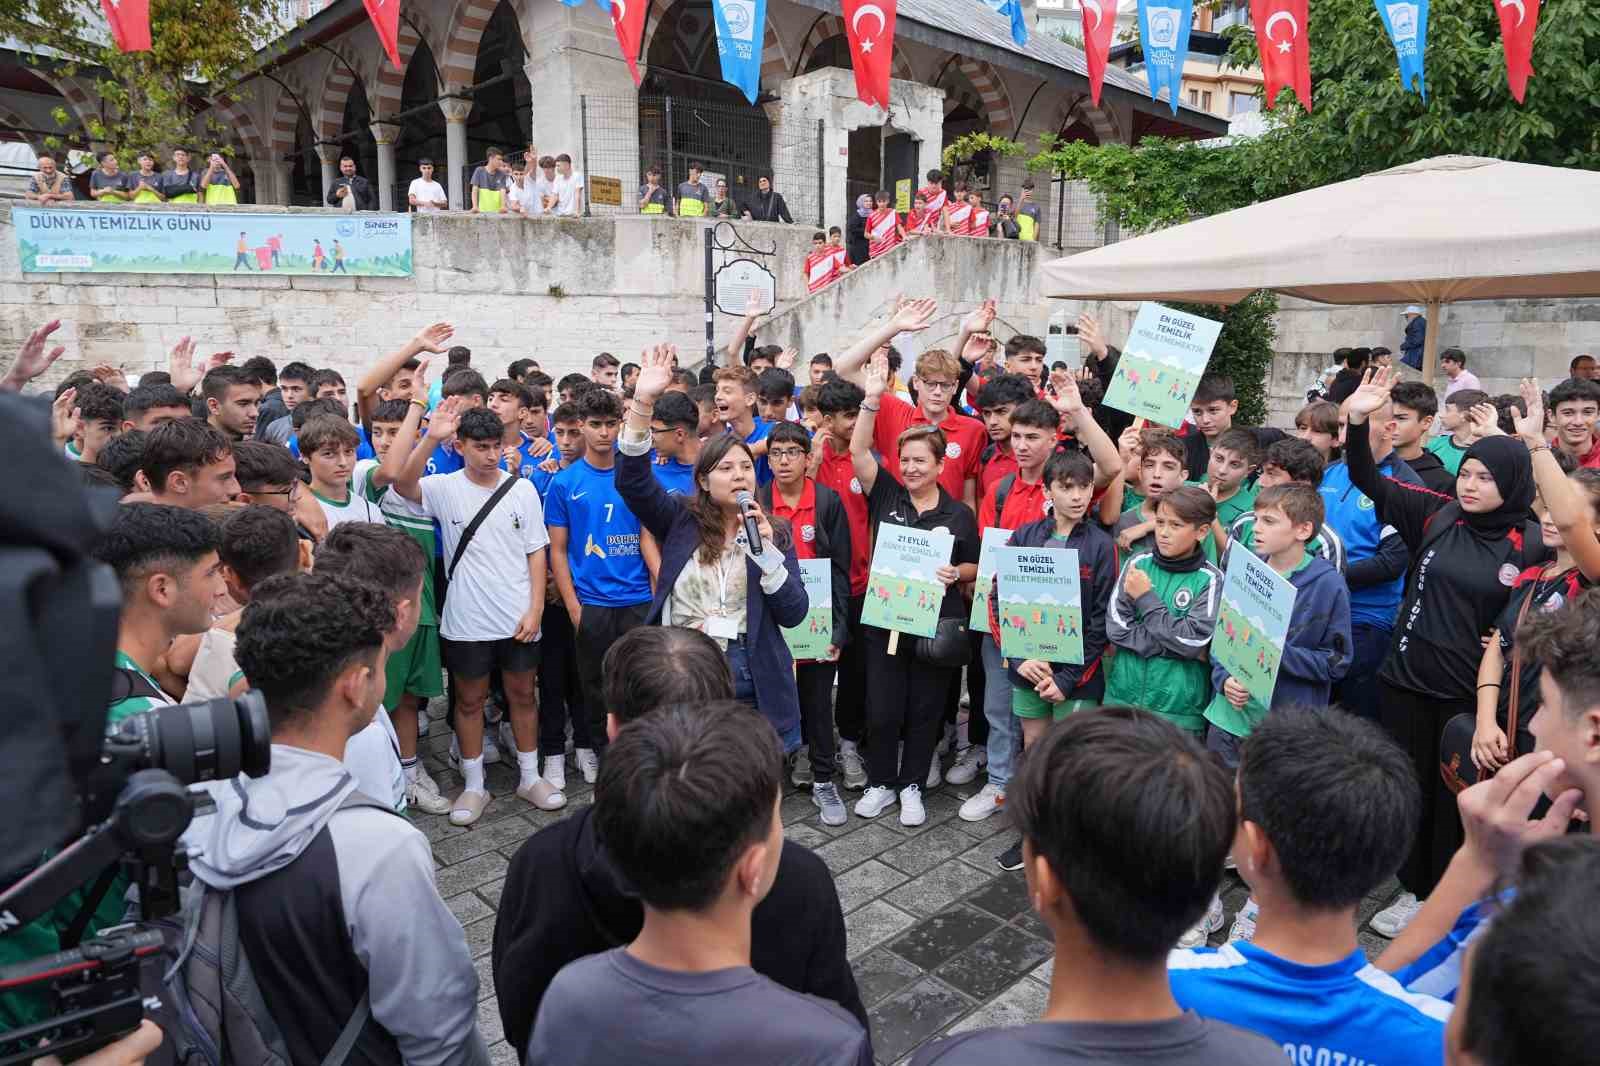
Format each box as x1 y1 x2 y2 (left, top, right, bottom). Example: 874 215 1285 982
0 393 271 1063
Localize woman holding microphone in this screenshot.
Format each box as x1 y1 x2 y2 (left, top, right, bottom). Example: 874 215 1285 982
615 344 809 750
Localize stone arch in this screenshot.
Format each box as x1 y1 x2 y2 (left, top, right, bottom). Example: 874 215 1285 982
211 94 267 158
0 109 45 157
439 0 502 90
953 58 1013 136
639 0 792 90
28 72 100 142
1052 92 1118 145
373 13 444 118
314 49 370 143
795 14 913 82
267 80 305 158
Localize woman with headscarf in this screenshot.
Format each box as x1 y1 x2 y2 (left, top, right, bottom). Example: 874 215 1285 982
846 193 871 269
1344 367 1544 938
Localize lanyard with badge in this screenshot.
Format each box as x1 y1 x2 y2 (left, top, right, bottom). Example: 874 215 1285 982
704 545 741 641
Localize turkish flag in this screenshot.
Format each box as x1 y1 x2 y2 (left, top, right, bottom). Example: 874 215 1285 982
612 0 647 86
100 0 152 52
843 0 896 109
1080 0 1118 106
1495 0 1541 103
364 0 402 68
1251 0 1311 110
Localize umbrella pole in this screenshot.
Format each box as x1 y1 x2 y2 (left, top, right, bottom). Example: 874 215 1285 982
1420 298 1442 386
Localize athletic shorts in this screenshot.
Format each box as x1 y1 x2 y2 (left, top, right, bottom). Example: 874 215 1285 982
440 635 540 679
384 624 443 708
1011 687 1098 721
1205 722 1245 770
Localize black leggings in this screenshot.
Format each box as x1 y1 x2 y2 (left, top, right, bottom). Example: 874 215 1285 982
796 661 838 783
1380 682 1471 898
538 602 589 757
834 594 868 745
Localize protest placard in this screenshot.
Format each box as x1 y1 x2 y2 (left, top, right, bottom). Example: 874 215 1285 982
996 547 1084 665
861 523 953 639
1213 549 1297 707
1101 302 1223 428
782 559 833 661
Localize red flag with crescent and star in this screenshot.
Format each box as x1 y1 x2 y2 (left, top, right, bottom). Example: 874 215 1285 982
1251 0 1311 110
611 0 648 86
1080 0 1118 106
100 0 152 52
363 0 402 68
1495 0 1541 103
842 0 896 108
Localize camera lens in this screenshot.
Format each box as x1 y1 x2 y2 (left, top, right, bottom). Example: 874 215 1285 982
114 692 272 786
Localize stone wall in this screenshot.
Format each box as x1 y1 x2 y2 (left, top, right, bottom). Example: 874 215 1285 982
0 203 1045 392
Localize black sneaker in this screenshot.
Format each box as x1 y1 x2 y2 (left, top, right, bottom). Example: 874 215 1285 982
996 840 1024 872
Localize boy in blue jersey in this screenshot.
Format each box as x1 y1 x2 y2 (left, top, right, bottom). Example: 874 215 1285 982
533 401 585 499
648 390 702 497
546 388 656 772
425 368 490 475
1320 397 1423 722
913 708 1282 1066
488 377 554 478
1168 707 1450 1066
713 365 772 485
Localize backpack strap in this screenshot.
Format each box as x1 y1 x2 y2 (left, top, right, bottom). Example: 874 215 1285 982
994 474 1018 522
320 992 371 1066
448 474 520 582
109 665 165 706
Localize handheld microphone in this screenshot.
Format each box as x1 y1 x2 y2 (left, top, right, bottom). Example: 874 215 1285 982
734 490 764 552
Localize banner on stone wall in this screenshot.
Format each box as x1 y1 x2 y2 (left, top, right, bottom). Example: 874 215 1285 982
13 207 413 276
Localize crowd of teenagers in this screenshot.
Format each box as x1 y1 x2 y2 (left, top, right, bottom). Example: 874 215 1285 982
25 149 246 206
7 292 1600 1066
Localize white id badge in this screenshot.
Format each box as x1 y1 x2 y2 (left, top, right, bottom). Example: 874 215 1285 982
704 615 739 641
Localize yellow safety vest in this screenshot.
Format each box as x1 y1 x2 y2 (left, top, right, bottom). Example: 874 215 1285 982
169 193 198 204
477 187 503 212
206 183 239 205
678 197 705 217
1017 212 1037 242
133 180 162 204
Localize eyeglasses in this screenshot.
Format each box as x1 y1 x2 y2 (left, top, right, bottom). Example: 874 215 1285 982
918 380 958 393
768 448 808 460
649 425 675 434
251 483 304 501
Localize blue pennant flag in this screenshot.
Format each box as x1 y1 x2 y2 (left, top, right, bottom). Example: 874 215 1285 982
1137 0 1194 115
982 0 1029 47
557 0 615 12
711 0 768 104
1375 0 1429 100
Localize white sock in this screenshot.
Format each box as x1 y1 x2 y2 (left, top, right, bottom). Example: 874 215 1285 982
545 754 564 778
517 749 542 789
403 757 420 784
461 755 485 794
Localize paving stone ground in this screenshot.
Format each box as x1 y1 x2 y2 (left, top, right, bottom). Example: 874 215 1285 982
415 710 1401 1066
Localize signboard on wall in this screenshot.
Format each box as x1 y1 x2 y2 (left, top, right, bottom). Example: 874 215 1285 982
713 257 776 315
14 207 412 276
895 178 912 213
590 176 623 206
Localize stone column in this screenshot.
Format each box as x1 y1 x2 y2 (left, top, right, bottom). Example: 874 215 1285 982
266 160 294 206
370 121 401 211
439 98 473 210
521 0 640 205
316 143 341 205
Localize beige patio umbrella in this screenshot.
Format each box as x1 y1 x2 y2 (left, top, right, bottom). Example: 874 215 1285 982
1040 155 1600 382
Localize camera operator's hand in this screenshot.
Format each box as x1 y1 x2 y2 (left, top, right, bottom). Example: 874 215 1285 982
35 1019 162 1066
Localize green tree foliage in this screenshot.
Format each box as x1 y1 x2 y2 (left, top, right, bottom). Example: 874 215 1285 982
1172 292 1279 426
1030 0 1600 232
0 0 287 159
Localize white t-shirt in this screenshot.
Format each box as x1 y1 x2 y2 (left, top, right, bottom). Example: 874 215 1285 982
554 170 584 216
186 625 240 701
312 468 383 533
524 173 558 217
417 470 550 641
344 705 406 813
408 178 448 213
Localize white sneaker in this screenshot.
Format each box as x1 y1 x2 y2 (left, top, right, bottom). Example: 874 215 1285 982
1177 896 1225 949
838 746 868 790
1369 892 1424 939
576 747 599 785
448 734 501 768
926 755 943 790
959 782 1005 822
899 785 926 826
946 745 985 786
544 755 565 793
1227 904 1258 944
854 785 898 819
417 707 429 738
406 763 451 815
